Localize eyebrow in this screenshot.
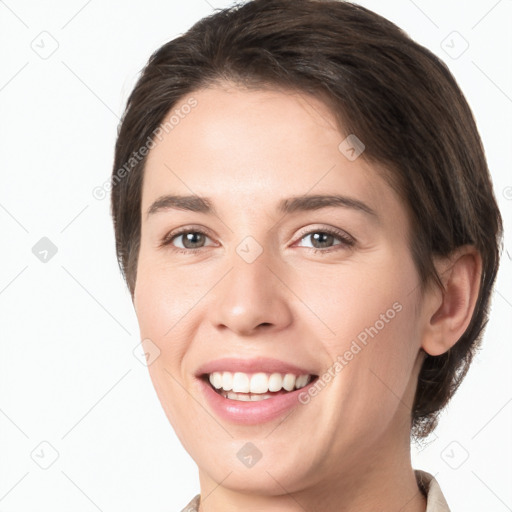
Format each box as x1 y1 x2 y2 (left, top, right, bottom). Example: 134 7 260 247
146 193 377 219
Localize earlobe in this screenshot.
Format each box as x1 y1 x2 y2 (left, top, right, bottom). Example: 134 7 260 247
421 246 482 357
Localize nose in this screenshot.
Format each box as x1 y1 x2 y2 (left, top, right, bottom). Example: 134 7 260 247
209 251 294 337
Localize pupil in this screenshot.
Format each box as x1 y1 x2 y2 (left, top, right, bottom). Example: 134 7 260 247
312 232 333 248
183 232 204 248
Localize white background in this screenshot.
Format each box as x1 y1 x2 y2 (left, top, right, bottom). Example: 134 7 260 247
0 0 511 510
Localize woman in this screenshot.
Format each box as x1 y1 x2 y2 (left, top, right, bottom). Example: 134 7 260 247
110 1 503 510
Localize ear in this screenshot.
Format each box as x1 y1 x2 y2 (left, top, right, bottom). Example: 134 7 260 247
420 245 482 357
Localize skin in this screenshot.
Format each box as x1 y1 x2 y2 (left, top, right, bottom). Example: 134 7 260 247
133 83 481 512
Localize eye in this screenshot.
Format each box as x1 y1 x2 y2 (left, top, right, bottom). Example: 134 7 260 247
159 226 355 254
295 227 355 253
160 228 215 252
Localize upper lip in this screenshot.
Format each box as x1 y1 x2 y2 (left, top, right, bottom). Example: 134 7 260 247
195 357 318 377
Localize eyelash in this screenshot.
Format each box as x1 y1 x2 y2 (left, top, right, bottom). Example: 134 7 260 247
159 226 355 255
295 227 355 254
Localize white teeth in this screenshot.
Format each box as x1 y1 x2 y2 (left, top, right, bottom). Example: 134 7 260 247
268 373 283 392
224 391 273 401
251 393 270 401
207 370 312 396
250 372 269 394
221 372 233 391
282 373 296 391
232 372 250 393
210 372 223 389
295 374 310 388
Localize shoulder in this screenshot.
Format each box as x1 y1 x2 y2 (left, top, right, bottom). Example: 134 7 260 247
415 469 451 512
179 493 200 512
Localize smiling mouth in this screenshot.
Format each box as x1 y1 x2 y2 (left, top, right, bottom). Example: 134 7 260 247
201 371 319 402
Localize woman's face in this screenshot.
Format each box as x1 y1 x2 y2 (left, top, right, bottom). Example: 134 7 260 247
135 84 426 494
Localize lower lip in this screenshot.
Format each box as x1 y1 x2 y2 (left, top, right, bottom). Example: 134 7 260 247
197 377 316 425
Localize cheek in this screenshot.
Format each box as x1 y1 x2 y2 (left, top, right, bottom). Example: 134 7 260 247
297 251 422 419
292 249 420 352
133 258 205 444
133 256 196 401
330 304 420 450
134 252 199 347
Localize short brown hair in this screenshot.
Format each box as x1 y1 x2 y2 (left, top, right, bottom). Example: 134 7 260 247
111 0 503 438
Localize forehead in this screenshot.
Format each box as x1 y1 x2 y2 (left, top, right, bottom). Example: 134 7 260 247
141 85 404 225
